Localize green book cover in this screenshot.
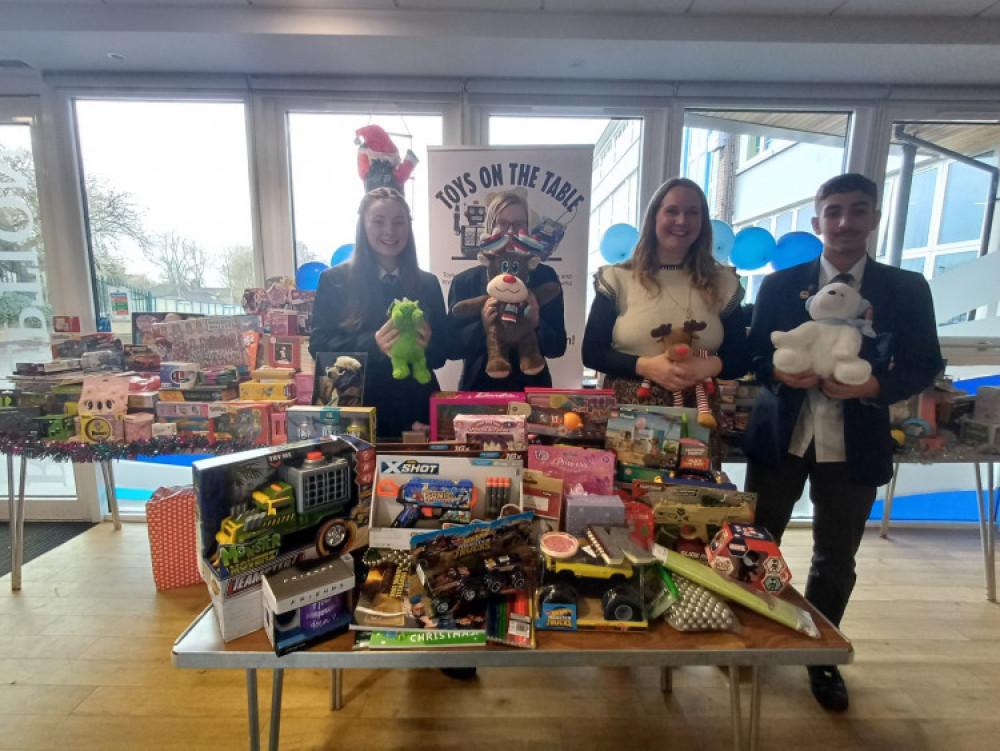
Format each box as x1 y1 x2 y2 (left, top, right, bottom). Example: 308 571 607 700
367 630 487 649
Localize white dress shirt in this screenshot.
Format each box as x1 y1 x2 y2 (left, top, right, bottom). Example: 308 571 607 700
786 255 869 462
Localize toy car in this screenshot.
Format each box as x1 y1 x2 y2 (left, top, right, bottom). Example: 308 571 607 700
601 584 644 622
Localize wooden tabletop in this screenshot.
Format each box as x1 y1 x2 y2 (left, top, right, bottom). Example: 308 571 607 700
174 589 851 671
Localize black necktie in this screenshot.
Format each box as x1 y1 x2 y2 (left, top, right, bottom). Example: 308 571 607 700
382 273 400 295
831 272 854 286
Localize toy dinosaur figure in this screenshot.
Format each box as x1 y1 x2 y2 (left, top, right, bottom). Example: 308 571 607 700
638 320 717 429
388 298 431 384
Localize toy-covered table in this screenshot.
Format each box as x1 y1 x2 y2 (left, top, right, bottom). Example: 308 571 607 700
877 450 999 602
173 591 851 751
1 435 254 591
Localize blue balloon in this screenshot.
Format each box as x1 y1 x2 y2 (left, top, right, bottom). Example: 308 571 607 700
772 231 823 271
730 227 775 271
710 219 735 263
600 223 639 263
295 261 328 292
330 243 354 267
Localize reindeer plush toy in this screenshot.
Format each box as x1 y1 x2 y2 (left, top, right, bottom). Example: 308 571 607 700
637 320 717 429
451 231 562 380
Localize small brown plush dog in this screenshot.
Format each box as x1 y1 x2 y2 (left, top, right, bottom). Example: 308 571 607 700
451 232 561 379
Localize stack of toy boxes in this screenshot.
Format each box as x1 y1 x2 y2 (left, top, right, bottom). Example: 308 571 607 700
368 451 524 550
961 386 1000 446
193 436 375 641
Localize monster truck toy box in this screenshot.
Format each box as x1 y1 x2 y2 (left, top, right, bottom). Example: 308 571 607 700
706 523 791 594
369 453 524 550
194 436 375 641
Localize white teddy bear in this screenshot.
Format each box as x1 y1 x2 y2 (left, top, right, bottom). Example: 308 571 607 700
771 281 874 386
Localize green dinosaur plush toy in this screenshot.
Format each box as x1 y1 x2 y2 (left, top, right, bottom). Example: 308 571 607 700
387 297 431 384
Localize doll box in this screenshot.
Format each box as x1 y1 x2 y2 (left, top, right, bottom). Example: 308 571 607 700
452 414 526 450
369 453 524 550
429 391 524 441
285 406 376 445
526 444 615 496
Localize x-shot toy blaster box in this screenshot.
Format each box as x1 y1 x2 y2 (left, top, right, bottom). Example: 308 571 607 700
369 453 523 550
194 437 375 641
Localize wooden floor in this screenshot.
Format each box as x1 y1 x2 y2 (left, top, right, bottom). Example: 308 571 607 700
1 522 998 751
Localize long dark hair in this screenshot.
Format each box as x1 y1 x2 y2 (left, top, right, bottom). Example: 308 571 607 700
623 177 721 303
341 187 422 328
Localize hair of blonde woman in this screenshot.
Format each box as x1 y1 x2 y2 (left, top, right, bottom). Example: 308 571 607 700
484 191 530 235
622 177 723 304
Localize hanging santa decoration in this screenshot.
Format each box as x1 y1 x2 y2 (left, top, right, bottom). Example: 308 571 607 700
355 124 418 194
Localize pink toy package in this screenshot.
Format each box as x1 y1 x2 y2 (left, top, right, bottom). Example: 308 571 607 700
453 414 526 450
429 391 524 441
526 444 615 496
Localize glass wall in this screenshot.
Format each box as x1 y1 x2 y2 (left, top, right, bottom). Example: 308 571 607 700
0 110 78 510
682 109 851 302
287 113 443 270
74 99 254 343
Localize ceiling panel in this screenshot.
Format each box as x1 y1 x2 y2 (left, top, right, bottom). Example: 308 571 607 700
251 1 395 7
396 1 540 10
100 1 248 6
836 0 997 16
544 1 690 12
687 1 843 15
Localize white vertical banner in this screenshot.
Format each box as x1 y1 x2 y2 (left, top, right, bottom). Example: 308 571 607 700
427 145 592 390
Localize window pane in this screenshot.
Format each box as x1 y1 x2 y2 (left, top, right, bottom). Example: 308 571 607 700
939 159 992 245
933 250 978 277
75 100 253 343
0 124 50 384
902 168 937 251
0 123 76 500
683 108 849 295
288 114 443 270
901 257 925 274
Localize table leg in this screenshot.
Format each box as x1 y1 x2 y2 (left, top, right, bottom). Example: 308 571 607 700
268 668 283 751
7 454 27 592
986 464 996 603
728 664 744 751
98 460 121 531
974 463 996 603
330 668 343 710
749 666 760 751
246 668 260 751
879 461 901 539
660 666 672 693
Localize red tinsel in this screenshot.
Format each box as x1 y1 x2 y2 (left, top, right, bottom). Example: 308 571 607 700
0 434 257 463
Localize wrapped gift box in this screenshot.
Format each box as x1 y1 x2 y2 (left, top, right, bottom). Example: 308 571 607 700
146 486 202 591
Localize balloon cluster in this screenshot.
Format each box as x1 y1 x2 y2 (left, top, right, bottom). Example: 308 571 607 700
712 221 822 271
600 219 821 271
294 243 357 292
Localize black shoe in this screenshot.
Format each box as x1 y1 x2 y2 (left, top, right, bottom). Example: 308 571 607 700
440 667 477 680
807 665 849 711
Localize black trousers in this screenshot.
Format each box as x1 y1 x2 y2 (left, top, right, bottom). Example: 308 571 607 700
745 444 877 628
